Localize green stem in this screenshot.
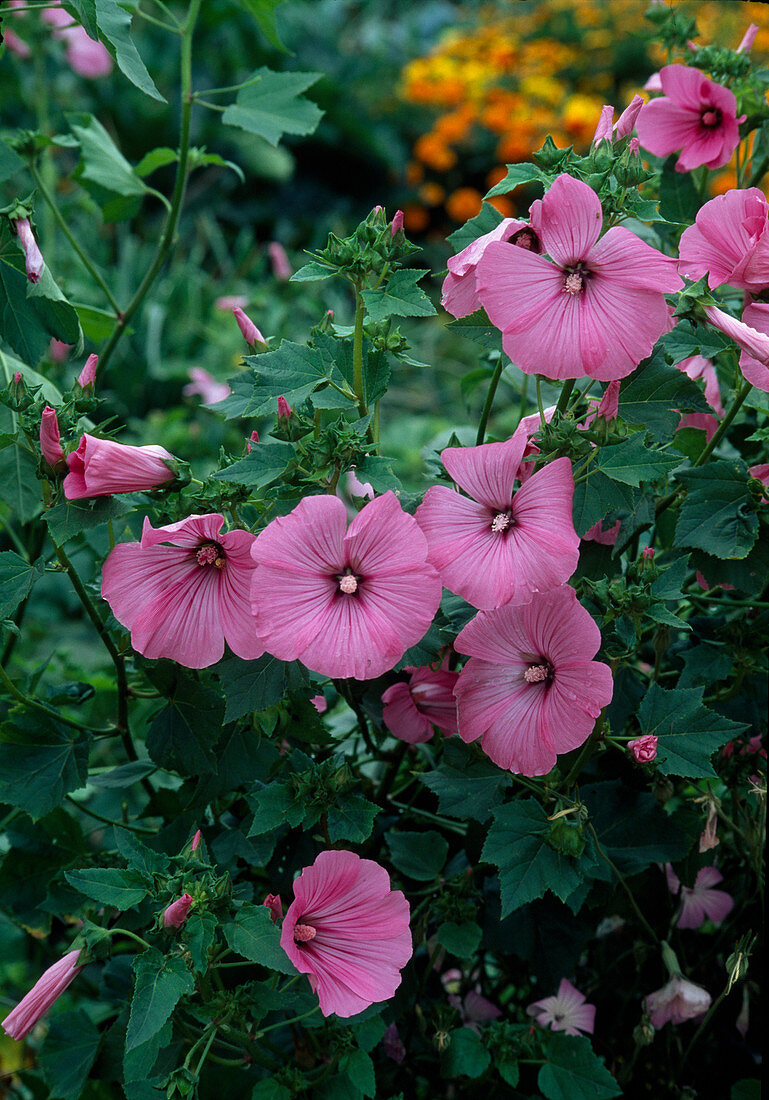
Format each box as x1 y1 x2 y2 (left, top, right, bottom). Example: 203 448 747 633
192 1027 219 1075
195 74 265 97
681 986 729 1069
255 1005 320 1038
0 662 100 733
65 796 155 834
586 823 660 943
352 284 368 420
388 800 467 835
136 5 180 32
535 375 546 426
104 927 153 952
693 378 752 467
561 716 603 788
475 354 505 445
555 378 575 415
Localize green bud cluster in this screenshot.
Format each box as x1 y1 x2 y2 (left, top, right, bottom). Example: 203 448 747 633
308 206 420 282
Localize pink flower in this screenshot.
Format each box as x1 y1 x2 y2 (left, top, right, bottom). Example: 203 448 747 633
101 513 263 668
580 380 622 432
699 804 719 853
251 492 442 680
592 104 614 145
40 406 65 468
76 354 98 389
382 665 459 743
476 174 682 380
628 734 658 763
215 295 248 311
734 301 769 392
163 892 193 928
311 694 327 713
183 368 231 405
448 989 502 1033
280 850 412 1018
415 434 579 610
4 28 32 58
642 547 655 560
62 25 112 77
678 190 769 293
453 586 613 776
582 519 621 545
264 894 284 923
391 210 404 236
510 405 556 484
636 65 744 172
441 218 539 320
232 307 266 347
1 950 83 1041
645 977 711 1027
382 1021 406 1062
737 23 759 53
345 467 374 501
676 867 734 930
749 463 769 489
644 72 663 92
614 94 645 139
268 241 292 281
191 829 202 852
14 218 44 283
64 435 177 499
736 987 749 1039
526 978 595 1037
676 354 724 414
49 339 71 362
277 395 292 420
247 430 260 453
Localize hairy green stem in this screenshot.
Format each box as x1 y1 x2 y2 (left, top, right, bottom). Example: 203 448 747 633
0 662 101 733
587 823 660 943
352 284 368 420
694 378 752 467
66 796 154 835
475 353 505 445
555 377 575 415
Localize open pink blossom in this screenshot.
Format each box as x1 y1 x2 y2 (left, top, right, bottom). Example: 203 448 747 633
676 866 734 930
628 734 657 763
679 190 769 293
454 586 613 776
526 978 595 1037
441 218 539 319
40 406 65 468
476 174 682 380
163 893 193 928
14 218 44 283
280 850 412 1018
76 353 98 389
102 513 263 668
636 65 744 172
645 977 711 1027
251 492 441 680
415 435 579 610
382 665 459 743
42 2 112 77
2 950 83 1041
64 434 177 499
448 989 502 1033
183 368 231 405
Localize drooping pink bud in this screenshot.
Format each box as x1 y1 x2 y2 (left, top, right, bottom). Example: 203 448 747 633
1 949 84 1041
628 734 657 763
14 218 44 283
277 396 292 420
614 94 644 139
40 406 65 468
596 380 620 422
699 804 719 852
232 307 266 348
391 210 404 236
76 354 98 389
49 339 72 362
163 892 193 928
704 305 769 365
246 430 260 453
268 241 292 281
264 894 283 923
592 104 615 146
737 23 759 53
326 309 334 320
190 829 202 852
64 435 178 499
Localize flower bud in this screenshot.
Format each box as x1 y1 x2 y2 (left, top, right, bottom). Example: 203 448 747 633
737 23 758 53
40 405 65 469
76 354 98 389
13 217 44 283
628 734 657 763
277 395 292 421
614 94 644 139
264 893 283 923
1 950 84 1040
64 435 178 499
163 892 193 928
391 209 404 236
246 429 260 453
268 241 292 281
592 104 614 146
232 306 267 348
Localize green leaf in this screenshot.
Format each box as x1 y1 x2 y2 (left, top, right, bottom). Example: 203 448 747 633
214 441 295 489
247 781 305 835
659 154 701 223
618 347 710 439
419 740 511 822
327 794 379 843
0 709 90 819
238 340 343 416
436 920 482 958
290 260 337 282
65 866 150 909
0 255 79 365
44 496 133 545
146 675 224 776
447 202 503 251
446 310 502 350
675 461 759 559
638 683 748 778
182 911 217 972
69 113 148 222
0 551 43 619
538 1033 621 1100
217 654 308 723
581 780 689 875
386 830 448 881
126 949 194 1051
134 146 178 177
222 68 323 147
662 319 732 366
223 904 297 975
571 469 635 537
362 269 436 323
0 140 26 184
123 1019 171 1088
339 1049 375 1098
95 0 165 103
237 0 289 50
441 1028 491 1079
482 801 582 917
114 828 170 877
353 455 401 492
39 1010 101 1100
594 434 682 486
62 1 98 38
251 1080 292 1100
0 444 41 525
75 302 123 342
485 162 542 198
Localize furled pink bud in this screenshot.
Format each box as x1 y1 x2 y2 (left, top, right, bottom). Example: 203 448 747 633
190 829 202 852
76 354 98 389
596 379 620 422
645 977 711 1028
699 803 719 853
40 406 65 468
232 307 266 348
14 218 44 283
326 309 334 319
628 734 657 763
264 894 283 923
391 210 404 236
1 950 83 1040
704 305 769 366
642 547 655 560
277 396 292 421
246 430 260 453
63 434 177 499
592 104 614 145
49 339 72 362
163 892 193 929
13 371 22 385
268 241 292 281
614 94 644 139
737 24 758 53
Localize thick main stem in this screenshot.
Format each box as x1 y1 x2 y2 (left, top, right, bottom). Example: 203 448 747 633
352 283 367 419
694 378 752 468
555 377 575 415
475 353 505 445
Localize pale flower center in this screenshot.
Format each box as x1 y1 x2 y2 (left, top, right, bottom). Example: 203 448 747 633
196 541 226 569
491 511 512 533
524 661 554 685
339 573 358 594
564 271 583 295
701 108 721 128
294 922 317 943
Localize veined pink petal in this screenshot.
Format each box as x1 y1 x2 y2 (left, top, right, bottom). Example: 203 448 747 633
344 491 431 576
382 682 433 743
646 977 711 1027
530 174 603 266
64 435 176 499
1 950 83 1041
589 227 683 292
736 301 769 392
614 94 644 139
679 189 769 292
440 434 526 510
442 219 526 318
592 104 615 146
254 494 348 574
447 218 524 277
577 277 676 380
141 513 225 550
676 355 724 414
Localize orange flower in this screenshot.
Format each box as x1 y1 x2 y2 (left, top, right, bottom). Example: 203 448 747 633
419 182 446 206
446 187 483 223
414 133 458 171
403 204 430 233
488 195 515 218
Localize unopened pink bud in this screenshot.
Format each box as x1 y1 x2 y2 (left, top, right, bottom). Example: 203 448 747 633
592 104 614 146
391 210 404 236
277 396 292 420
642 547 655 560
264 893 283 923
629 137 640 156
326 309 334 319
76 354 98 389
268 241 292 281
13 371 22 385
628 735 657 763
40 406 65 468
14 218 44 283
614 94 644 139
163 892 193 928
246 430 260 453
737 23 759 53
49 339 72 362
190 829 202 852
232 307 266 347
596 379 620 422
1 950 83 1041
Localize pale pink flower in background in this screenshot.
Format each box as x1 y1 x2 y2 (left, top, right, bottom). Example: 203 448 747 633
102 513 263 668
595 915 625 938
49 339 72 362
40 4 73 27
526 978 595 1037
448 989 502 1033
476 174 682 380
163 892 193 928
183 367 231 405
582 519 621 545
441 218 539 319
277 395 292 420
415 434 579 610
1 950 83 1041
736 987 749 1039
628 734 658 763
40 406 65 468
733 300 769 392
382 665 459 743
614 94 644 139
636 65 744 172
382 1021 406 1062
391 210 404 236
4 28 32 58
737 23 759 53
592 104 614 145
264 894 284 923
345 467 375 501
280 850 412 1018
63 26 113 77
311 694 327 713
678 190 769 293
676 866 734 930
76 353 98 389
644 72 663 92
14 218 44 283
645 977 711 1027
664 862 681 896
677 412 719 441
251 492 441 680
215 295 248 311
748 463 769 501
64 435 177 499
676 354 724 415
232 306 266 347
699 804 719 853
268 241 292 281
454 586 613 776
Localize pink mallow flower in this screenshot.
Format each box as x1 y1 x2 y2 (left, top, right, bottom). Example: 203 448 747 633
676 354 723 414
101 513 263 668
183 368 231 406
415 434 579 610
163 893 193 928
699 804 719 853
382 1021 406 1062
636 65 744 172
49 339 72 362
251 492 442 680
676 866 734 930
4 28 32 59
390 210 404 236
448 989 502 1033
40 406 65 468
476 173 682 380
441 218 540 320
280 849 412 1018
277 395 292 420
42 3 112 78
737 24 759 54
1 950 83 1041
232 307 266 348
382 665 459 743
704 303 769 392
628 734 658 763
614 94 645 139
264 894 284 923
526 978 595 1037
64 435 177 499
454 586 613 776
14 218 44 283
678 189 769 294
76 353 98 389
582 519 621 545
645 978 711 1027
268 241 292 281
